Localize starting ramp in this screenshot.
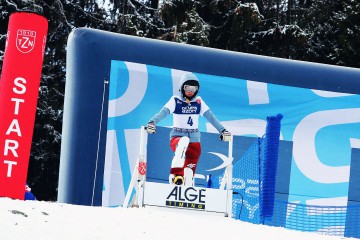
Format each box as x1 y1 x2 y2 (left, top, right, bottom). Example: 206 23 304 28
123 126 234 217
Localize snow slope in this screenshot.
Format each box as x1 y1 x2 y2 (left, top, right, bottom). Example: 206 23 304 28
0 198 352 240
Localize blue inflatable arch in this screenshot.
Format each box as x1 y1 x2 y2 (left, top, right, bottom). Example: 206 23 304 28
59 27 360 206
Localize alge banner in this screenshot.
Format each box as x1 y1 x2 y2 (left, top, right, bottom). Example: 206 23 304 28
103 60 360 207
0 12 48 199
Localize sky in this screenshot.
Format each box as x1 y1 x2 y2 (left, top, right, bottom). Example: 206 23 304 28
0 197 353 240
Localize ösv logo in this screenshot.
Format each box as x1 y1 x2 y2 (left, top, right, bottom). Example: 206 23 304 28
166 186 206 209
16 29 36 53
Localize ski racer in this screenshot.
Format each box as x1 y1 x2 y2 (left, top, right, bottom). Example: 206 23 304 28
146 73 231 186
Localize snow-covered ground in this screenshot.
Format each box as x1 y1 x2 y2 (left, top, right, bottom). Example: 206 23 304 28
0 197 352 240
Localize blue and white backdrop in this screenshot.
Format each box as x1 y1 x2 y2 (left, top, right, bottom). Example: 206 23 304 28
102 60 360 209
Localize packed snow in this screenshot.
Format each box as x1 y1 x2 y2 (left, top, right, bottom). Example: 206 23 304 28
0 197 353 240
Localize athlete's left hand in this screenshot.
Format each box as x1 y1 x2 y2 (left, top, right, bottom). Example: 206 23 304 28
220 129 231 141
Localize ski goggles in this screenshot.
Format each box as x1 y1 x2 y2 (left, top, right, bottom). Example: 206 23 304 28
183 85 198 93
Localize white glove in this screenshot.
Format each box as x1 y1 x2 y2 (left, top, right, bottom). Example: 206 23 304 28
220 129 231 141
146 121 156 134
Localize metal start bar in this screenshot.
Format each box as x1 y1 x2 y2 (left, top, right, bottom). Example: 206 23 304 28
124 126 233 217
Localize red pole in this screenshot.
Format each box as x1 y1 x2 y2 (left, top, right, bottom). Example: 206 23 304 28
0 12 48 200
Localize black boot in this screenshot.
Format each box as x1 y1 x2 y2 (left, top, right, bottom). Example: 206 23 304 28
172 175 184 185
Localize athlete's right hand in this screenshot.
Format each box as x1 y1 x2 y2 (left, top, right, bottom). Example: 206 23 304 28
146 121 156 134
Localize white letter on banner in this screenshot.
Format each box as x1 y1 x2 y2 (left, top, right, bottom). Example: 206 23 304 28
350 138 360 149
311 90 354 98
293 108 360 183
247 81 269 105
243 200 259 219
4 160 17 177
11 98 25 115
108 62 148 117
6 119 22 137
4 139 19 157
13 77 27 94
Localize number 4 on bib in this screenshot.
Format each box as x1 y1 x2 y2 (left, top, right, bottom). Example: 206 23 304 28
187 116 193 126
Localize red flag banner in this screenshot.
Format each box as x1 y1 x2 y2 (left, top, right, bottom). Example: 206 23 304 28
0 12 48 199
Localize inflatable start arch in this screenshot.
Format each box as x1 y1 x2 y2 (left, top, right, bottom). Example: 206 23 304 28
59 28 360 221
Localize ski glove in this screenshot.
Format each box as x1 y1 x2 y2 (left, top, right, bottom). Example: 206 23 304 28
220 129 231 142
146 121 156 134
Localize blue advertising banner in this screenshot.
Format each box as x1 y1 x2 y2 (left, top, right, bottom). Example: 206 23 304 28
103 60 360 213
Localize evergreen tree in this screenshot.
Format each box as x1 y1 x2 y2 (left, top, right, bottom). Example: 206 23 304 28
103 0 168 37
158 0 211 45
295 0 360 68
0 0 110 200
33 0 113 200
157 0 306 58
